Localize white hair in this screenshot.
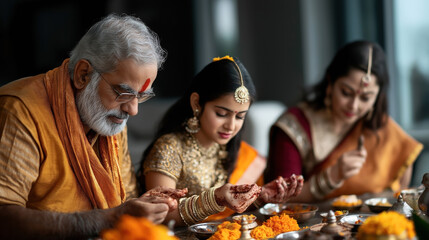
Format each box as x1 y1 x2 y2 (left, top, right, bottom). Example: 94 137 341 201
68 13 166 77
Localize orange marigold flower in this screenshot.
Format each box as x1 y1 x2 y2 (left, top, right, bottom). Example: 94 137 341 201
251 225 275 240
101 215 178 240
263 213 300 235
208 221 241 240
356 211 416 239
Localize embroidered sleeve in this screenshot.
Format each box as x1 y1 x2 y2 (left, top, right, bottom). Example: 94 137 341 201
143 134 183 182
274 112 311 159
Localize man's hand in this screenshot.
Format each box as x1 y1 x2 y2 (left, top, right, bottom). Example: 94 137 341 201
114 187 188 224
214 183 261 213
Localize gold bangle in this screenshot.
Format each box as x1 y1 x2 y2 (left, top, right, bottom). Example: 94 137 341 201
207 187 226 213
178 198 193 226
326 167 344 189
317 171 332 195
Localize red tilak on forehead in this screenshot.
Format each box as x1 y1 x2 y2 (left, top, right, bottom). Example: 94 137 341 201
139 78 151 93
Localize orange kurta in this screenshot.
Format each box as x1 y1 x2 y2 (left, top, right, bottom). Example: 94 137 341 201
0 59 136 212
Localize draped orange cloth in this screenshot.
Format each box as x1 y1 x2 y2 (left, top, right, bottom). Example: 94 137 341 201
312 119 423 198
43 59 125 209
0 59 125 210
205 141 264 221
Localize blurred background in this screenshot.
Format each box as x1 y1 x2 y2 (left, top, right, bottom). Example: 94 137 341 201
1 0 428 185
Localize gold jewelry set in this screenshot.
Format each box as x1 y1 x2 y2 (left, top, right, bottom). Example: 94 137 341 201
213 55 250 104
310 167 344 200
178 187 226 226
184 56 249 134
185 109 200 134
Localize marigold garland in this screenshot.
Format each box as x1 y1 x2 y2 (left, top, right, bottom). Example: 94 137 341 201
356 211 416 239
101 215 178 240
208 213 300 240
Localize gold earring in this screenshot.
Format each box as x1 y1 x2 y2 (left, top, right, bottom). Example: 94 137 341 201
185 109 200 134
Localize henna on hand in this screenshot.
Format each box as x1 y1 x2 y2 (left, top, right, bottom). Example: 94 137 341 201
144 187 188 211
215 183 262 213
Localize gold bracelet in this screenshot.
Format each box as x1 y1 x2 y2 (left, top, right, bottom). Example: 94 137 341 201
326 167 344 189
178 198 193 226
207 187 226 213
317 171 332 196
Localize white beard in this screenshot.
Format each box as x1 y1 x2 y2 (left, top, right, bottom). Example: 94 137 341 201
76 74 128 136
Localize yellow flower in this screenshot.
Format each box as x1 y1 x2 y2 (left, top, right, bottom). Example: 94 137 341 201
213 55 234 62
357 211 416 239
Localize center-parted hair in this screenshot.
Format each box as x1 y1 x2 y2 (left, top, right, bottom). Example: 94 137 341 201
139 57 256 189
305 40 389 131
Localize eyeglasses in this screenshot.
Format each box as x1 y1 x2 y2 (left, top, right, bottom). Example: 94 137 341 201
94 69 155 104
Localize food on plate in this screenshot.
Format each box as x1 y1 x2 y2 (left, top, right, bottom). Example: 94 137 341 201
335 210 345 216
232 214 256 223
276 204 312 214
375 201 392 207
332 195 362 207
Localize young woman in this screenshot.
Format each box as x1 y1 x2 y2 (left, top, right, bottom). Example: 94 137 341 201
266 40 423 202
139 56 303 226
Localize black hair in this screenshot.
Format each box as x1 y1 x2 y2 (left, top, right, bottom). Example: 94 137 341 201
305 40 389 131
138 57 256 192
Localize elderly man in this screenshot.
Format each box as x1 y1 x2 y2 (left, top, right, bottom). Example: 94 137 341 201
0 14 185 239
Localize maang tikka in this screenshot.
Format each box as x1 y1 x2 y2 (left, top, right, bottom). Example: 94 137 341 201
185 109 200 134
213 55 250 104
361 46 373 88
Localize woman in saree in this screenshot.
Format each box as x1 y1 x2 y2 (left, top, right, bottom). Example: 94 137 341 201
266 40 423 202
139 56 304 226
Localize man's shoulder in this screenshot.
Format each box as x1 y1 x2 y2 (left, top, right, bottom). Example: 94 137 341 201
0 74 48 106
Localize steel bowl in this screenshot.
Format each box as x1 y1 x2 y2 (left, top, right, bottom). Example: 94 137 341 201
275 228 310 239
259 203 318 223
188 222 219 240
332 203 362 212
365 197 393 213
339 213 374 232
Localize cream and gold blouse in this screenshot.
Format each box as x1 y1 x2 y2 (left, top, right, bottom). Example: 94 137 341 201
143 132 228 196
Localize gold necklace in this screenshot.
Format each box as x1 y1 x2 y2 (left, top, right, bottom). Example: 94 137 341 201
186 133 227 159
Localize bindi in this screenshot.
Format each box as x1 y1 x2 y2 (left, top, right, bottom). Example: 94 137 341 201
139 78 151 93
